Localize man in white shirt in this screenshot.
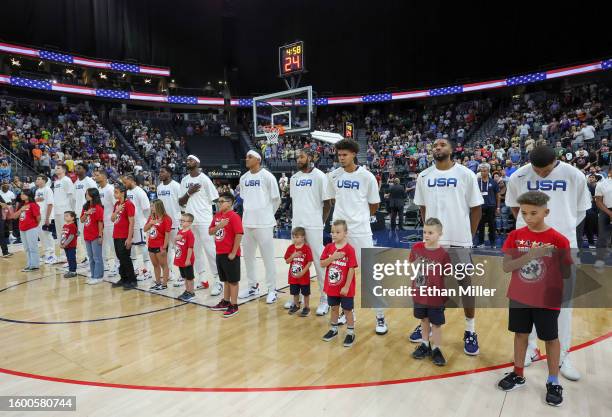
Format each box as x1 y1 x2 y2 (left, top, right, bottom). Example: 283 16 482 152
178 155 221 295
53 164 74 262
157 165 182 281
238 150 281 303
579 123 596 143
413 138 483 354
287 149 332 315
506 145 591 381
35 174 56 264
74 163 97 263
326 140 386 334
124 174 152 280
94 170 117 276
594 165 612 268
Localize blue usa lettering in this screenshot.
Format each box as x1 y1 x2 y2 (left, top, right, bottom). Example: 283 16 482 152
427 178 458 187
244 180 261 187
295 179 313 187
527 180 567 191
158 190 171 196
337 180 360 189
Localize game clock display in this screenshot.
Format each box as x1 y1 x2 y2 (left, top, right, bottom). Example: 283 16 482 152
279 41 305 77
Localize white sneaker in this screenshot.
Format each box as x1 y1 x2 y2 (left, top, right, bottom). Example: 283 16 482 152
86 278 102 285
594 260 605 268
173 277 185 287
375 315 388 335
337 312 347 325
211 282 223 296
283 300 294 309
136 269 152 281
560 355 581 381
45 255 58 264
195 281 209 290
524 345 541 367
238 284 260 299
316 302 330 316
266 291 277 304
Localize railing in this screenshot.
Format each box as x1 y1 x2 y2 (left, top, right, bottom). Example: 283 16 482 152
109 108 227 123
0 143 38 179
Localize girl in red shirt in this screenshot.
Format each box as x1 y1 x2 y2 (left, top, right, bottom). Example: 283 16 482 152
15 189 40 271
144 199 172 291
81 188 105 284
111 183 137 289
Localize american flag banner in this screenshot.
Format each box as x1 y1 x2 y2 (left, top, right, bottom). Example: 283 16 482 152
462 80 506 92
0 74 10 84
392 90 429 100
362 93 392 102
0 42 38 57
237 98 253 107
111 62 140 73
72 56 111 69
506 72 546 86
52 83 95 95
546 62 602 79
39 50 73 64
96 89 129 99
314 98 328 105
140 66 171 76
197 97 224 105
130 92 167 102
602 59 612 70
327 96 364 105
10 76 51 90
169 96 198 104
429 85 463 96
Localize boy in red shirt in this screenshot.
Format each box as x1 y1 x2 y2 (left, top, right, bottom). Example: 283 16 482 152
209 193 243 317
498 191 572 407
410 218 451 366
175 213 196 301
320 220 358 347
284 227 314 316
61 211 78 278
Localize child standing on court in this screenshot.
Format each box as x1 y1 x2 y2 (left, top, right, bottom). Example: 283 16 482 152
61 211 78 278
15 189 40 272
284 227 313 316
499 191 572 407
410 218 451 366
209 192 243 317
175 213 196 301
320 220 358 347
145 199 172 291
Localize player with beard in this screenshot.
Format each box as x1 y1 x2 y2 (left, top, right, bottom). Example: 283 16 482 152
157 166 182 283
412 138 484 355
94 170 117 277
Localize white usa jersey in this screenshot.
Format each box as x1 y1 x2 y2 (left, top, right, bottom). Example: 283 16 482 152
97 183 115 224
240 168 280 228
506 161 591 248
157 180 182 228
35 186 54 219
126 186 150 229
53 176 74 210
74 176 96 213
180 173 218 225
326 166 380 237
414 163 483 247
290 168 329 230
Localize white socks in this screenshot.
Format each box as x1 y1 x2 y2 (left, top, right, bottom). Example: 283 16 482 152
465 317 475 333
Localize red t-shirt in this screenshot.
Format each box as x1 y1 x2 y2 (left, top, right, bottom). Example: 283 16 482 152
61 222 78 249
502 226 572 309
174 229 195 267
18 202 40 231
210 210 243 255
409 242 451 307
284 243 314 285
321 242 358 297
81 204 104 241
112 199 136 239
146 215 172 249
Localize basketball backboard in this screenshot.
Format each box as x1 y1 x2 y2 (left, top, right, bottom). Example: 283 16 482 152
252 86 313 137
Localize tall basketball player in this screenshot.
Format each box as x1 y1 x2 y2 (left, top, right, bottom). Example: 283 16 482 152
74 163 97 264
124 174 152 280
506 145 590 381
238 150 281 303
94 170 116 276
413 138 483 355
326 139 387 335
287 149 332 315
157 166 182 282
178 155 221 295
35 174 55 264
53 164 74 262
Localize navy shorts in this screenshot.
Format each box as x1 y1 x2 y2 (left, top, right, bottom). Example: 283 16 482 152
508 301 559 341
327 295 354 310
290 283 310 296
413 304 445 326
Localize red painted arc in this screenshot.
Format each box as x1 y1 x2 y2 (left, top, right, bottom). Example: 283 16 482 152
0 331 609 393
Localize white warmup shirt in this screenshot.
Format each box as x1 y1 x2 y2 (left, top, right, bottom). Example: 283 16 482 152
506 161 591 248
126 186 151 230
595 178 612 209
74 176 96 214
413 163 484 247
240 168 280 228
97 183 116 225
35 186 55 220
326 166 380 237
53 176 74 211
157 180 182 228
180 172 218 225
290 168 329 230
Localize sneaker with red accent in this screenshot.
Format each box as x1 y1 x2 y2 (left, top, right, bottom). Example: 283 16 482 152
524 346 542 367
223 304 239 318
196 281 209 290
211 299 231 311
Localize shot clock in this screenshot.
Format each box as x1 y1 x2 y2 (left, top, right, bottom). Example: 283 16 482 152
279 41 305 77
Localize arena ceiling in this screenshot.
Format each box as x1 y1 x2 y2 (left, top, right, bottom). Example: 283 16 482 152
1 0 610 96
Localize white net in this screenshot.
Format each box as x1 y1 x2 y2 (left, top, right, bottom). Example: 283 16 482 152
263 126 280 144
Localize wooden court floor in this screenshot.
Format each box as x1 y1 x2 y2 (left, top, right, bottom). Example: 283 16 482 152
0 239 610 416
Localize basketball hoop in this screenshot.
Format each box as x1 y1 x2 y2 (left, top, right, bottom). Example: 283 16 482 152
263 125 285 144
